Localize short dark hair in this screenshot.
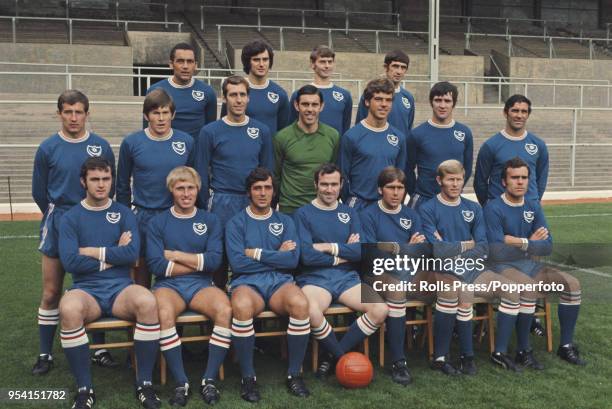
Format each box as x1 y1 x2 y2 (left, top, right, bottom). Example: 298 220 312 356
310 45 335 63
501 157 530 181
241 40 274 74
384 50 410 67
314 163 342 184
222 75 250 98
377 166 406 188
170 42 196 61
363 78 394 102
143 88 175 116
80 157 112 180
246 167 275 192
504 94 532 114
57 89 89 113
429 81 458 107
296 84 323 104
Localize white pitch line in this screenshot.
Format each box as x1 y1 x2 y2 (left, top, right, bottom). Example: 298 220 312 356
547 213 612 218
548 261 612 278
0 235 37 240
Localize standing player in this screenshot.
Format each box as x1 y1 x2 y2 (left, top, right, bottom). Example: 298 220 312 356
356 50 415 136
146 166 230 406
289 46 352 136
225 168 310 402
117 89 195 288
274 85 339 214
194 75 273 226
221 40 289 135
484 158 585 368
32 90 115 375
474 94 549 206
406 81 473 210
339 78 407 211
58 157 161 409
146 42 217 139
419 160 523 374
293 164 388 378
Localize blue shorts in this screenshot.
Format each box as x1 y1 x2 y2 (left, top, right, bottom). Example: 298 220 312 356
153 275 213 305
345 196 375 212
229 272 294 304
38 204 68 258
296 269 361 301
71 278 133 317
134 207 165 257
490 260 544 278
408 193 431 211
208 192 249 226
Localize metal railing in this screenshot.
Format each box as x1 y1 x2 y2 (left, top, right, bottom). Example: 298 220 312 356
0 15 183 44
442 14 570 39
199 4 400 33
216 24 427 54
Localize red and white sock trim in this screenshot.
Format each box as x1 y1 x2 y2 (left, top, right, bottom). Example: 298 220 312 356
519 298 536 314
356 313 378 336
61 326 89 348
210 326 231 349
560 290 581 305
386 300 407 318
498 298 520 316
159 327 181 351
134 322 161 341
436 297 458 314
231 318 255 337
457 307 473 322
311 320 332 340
38 308 59 326
287 317 310 336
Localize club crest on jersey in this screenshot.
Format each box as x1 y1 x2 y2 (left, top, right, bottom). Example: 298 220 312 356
193 222 207 235
337 212 350 224
387 134 399 146
332 91 344 101
172 141 186 155
192 90 205 101
86 145 102 157
523 211 535 223
247 127 260 139
461 210 474 223
453 130 465 142
525 143 538 155
400 218 412 230
267 92 279 104
106 212 121 224
401 96 411 109
269 223 284 236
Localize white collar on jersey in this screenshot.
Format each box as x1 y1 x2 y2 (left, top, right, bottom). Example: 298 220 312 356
500 129 528 141
394 86 401 94
81 198 112 211
171 206 197 219
436 193 461 207
311 198 339 211
222 115 249 127
501 193 525 207
246 206 273 220
247 78 270 89
168 76 195 89
310 82 334 89
58 130 90 143
427 119 456 129
145 127 173 141
378 200 401 214
360 119 389 132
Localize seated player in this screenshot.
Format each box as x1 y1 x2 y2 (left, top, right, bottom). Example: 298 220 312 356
117 88 195 288
360 166 436 384
339 78 406 211
32 89 116 374
58 157 161 409
292 164 388 379
485 157 585 368
419 160 523 374
145 166 230 406
225 168 310 402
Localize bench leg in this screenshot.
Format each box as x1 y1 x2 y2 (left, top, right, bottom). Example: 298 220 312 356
487 303 495 353
378 323 385 368
545 299 553 353
312 339 319 372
